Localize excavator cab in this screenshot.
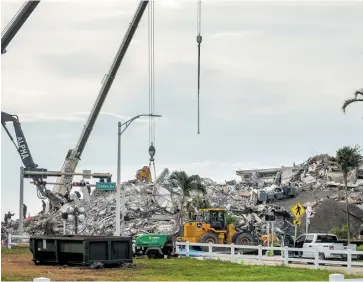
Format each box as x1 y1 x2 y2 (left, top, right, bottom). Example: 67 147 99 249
199 208 227 230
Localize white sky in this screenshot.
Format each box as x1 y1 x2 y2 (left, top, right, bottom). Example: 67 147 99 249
1 0 362 217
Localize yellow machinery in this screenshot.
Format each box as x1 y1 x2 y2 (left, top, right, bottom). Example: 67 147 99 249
135 166 152 182
260 232 280 246
177 208 258 250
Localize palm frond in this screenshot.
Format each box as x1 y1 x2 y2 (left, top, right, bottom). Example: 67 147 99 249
189 182 207 195
169 171 188 186
342 98 363 113
354 89 363 99
186 174 202 186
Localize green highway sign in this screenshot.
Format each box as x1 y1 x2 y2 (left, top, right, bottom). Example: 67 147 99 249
96 182 116 191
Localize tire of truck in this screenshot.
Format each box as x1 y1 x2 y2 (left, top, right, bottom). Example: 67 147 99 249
233 232 258 254
318 252 326 265
147 250 161 259
199 232 218 252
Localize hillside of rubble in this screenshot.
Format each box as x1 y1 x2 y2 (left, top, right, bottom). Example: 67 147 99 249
2 154 362 241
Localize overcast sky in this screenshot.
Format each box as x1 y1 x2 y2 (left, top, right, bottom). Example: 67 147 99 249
1 0 362 217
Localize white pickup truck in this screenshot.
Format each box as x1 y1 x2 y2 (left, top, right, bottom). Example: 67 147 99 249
294 233 358 260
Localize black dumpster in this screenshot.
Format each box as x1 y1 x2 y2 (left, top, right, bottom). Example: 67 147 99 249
29 235 132 266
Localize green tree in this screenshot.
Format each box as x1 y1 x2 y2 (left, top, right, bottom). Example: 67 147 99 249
329 225 349 239
169 171 207 232
336 145 363 243
226 212 238 225
342 88 363 113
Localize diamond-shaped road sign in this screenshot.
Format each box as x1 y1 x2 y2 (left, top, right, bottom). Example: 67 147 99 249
291 202 305 218
293 219 301 225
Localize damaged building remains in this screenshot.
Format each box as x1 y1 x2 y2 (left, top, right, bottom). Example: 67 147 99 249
2 154 363 242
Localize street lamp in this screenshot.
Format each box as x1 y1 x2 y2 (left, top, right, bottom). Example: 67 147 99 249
116 114 162 236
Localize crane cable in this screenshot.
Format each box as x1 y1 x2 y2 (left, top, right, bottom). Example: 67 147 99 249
148 0 157 182
196 0 202 134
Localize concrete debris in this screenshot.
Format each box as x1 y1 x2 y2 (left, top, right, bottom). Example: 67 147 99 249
2 154 362 242
89 262 104 269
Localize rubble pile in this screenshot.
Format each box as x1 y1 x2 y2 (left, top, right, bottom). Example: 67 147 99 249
2 154 362 241
1 177 291 240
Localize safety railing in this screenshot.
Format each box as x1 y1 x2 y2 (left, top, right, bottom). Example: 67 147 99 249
7 233 30 249
175 241 363 274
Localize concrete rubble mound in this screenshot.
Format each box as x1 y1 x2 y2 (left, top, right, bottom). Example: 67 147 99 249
2 154 362 241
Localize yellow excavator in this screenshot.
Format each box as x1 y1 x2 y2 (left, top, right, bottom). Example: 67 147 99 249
176 208 259 251
135 166 152 182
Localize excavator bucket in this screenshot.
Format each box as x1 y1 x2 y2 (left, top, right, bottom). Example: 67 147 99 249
136 166 152 182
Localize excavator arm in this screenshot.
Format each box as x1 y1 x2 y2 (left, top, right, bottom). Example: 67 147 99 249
1 111 65 205
1 111 37 168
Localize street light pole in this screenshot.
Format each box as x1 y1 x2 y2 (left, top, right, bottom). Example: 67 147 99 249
115 114 162 236
116 122 122 237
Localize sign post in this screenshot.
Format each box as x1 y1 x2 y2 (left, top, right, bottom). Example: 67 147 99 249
291 202 305 240
306 205 312 234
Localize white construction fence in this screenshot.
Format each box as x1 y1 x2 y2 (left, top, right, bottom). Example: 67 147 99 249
6 233 30 248
175 241 363 274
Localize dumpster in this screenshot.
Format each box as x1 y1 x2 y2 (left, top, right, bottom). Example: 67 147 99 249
29 235 132 266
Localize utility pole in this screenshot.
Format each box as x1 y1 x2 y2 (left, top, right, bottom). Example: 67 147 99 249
19 166 24 235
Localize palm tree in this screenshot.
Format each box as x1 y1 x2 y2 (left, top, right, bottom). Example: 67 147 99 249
186 194 211 219
336 145 363 243
169 171 207 233
342 89 363 113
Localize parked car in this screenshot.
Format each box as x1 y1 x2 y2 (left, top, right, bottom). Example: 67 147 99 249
294 233 358 260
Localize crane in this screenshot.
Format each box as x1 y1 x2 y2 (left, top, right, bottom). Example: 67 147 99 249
1 0 64 205
51 0 150 200
1 0 40 54
1 1 149 207
1 112 65 204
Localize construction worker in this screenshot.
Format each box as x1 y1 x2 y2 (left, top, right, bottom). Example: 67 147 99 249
23 204 27 219
41 200 46 213
4 211 14 224
74 191 81 199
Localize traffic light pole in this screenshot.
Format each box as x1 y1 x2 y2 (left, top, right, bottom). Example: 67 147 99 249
23 170 112 179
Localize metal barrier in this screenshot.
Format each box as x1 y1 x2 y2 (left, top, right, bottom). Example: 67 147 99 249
175 241 363 274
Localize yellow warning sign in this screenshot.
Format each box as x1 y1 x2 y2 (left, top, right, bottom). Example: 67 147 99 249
293 219 301 225
291 202 305 218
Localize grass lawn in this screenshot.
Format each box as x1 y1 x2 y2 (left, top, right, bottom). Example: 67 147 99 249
1 248 362 281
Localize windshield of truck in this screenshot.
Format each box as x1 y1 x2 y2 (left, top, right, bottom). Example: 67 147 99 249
316 235 338 243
